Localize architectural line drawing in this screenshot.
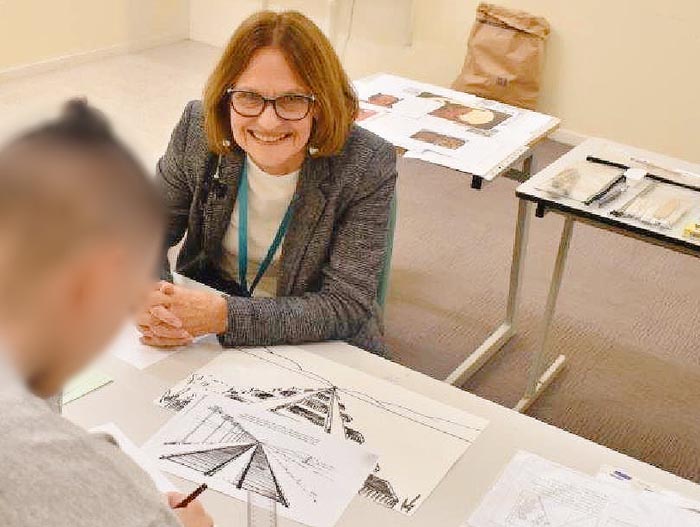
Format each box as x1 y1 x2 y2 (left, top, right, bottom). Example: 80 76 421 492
159 398 348 507
401 494 421 514
156 345 488 516
359 474 399 509
241 347 483 439
159 401 296 506
144 393 379 527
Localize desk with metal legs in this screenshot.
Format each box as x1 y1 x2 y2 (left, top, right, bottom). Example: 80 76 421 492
445 198 534 386
456 137 700 412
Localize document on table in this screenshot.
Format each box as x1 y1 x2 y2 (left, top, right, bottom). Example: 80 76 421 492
467 451 699 527
107 324 224 370
155 344 488 516
91 422 178 493
353 73 559 179
143 393 379 527
597 465 700 515
106 324 175 369
63 369 113 404
108 274 226 370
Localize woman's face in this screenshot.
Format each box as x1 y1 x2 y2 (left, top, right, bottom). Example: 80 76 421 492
229 47 314 175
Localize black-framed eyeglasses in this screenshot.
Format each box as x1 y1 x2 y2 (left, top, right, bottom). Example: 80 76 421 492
226 88 315 121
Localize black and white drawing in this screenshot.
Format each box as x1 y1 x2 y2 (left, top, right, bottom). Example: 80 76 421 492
143 393 378 527
156 345 488 515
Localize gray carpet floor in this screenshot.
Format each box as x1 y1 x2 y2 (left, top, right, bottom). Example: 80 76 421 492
384 140 700 482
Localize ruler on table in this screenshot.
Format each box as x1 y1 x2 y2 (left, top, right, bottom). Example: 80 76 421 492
247 492 277 527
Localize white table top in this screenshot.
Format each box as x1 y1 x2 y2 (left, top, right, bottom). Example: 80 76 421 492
64 339 700 527
354 73 560 183
517 137 700 254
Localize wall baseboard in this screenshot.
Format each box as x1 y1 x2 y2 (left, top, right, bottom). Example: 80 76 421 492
549 127 590 146
0 33 187 82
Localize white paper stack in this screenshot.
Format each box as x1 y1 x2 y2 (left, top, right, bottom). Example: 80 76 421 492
354 74 559 179
535 160 624 203
143 393 379 527
467 451 699 527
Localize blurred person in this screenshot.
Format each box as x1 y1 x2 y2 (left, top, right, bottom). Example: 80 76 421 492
136 10 397 356
0 100 212 527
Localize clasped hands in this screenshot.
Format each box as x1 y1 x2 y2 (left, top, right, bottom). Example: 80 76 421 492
136 281 229 347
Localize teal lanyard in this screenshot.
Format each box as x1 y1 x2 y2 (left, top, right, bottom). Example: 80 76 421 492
237 159 295 297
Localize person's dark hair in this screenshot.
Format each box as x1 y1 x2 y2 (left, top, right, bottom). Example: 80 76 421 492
26 98 118 142
16 98 151 189
0 99 166 294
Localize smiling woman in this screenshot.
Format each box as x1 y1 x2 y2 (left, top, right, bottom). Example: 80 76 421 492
223 48 315 175
137 10 397 356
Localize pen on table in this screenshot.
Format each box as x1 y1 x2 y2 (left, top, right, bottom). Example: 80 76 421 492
175 483 208 509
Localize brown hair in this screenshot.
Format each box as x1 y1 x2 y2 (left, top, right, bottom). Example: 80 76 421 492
203 10 359 157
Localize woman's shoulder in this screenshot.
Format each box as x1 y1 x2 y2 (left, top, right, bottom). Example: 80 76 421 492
178 100 207 143
320 126 396 196
167 100 210 165
341 124 395 161
330 125 396 178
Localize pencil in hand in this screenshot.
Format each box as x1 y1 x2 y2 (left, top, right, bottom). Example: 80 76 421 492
174 483 208 509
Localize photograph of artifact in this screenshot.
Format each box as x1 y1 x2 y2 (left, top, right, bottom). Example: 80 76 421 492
367 93 402 108
356 108 378 121
410 129 466 150
417 91 512 130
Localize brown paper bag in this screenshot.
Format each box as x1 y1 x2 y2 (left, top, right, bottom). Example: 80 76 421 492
452 3 550 110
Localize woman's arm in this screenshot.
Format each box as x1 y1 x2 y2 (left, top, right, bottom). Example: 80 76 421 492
219 143 397 347
156 102 195 280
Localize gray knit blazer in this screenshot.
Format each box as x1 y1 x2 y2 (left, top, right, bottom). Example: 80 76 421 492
157 101 397 356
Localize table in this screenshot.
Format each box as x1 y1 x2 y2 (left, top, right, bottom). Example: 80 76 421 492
65 338 700 527
489 137 700 412
354 73 560 190
352 73 560 388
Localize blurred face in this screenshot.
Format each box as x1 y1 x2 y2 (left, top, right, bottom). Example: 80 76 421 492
27 235 160 397
229 47 314 175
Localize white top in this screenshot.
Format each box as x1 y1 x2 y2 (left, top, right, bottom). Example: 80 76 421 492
221 157 299 297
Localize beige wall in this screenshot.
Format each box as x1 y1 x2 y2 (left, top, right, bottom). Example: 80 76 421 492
0 0 189 72
189 0 343 45
190 0 700 162
4 1 695 160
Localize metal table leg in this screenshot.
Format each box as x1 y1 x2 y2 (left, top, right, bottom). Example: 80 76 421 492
514 216 574 412
445 199 532 385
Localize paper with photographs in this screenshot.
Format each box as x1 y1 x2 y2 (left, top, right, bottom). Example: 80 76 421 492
354 74 558 178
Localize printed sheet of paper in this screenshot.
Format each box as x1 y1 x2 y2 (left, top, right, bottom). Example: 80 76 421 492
108 323 220 370
91 422 178 493
144 393 378 527
63 369 112 404
107 325 176 369
354 74 558 178
467 451 699 527
108 273 224 370
156 345 488 515
597 465 700 516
